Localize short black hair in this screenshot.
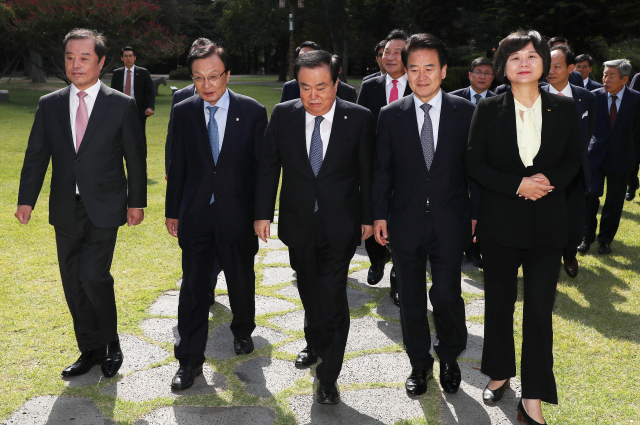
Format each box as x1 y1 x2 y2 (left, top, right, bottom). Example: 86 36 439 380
374 39 386 55
294 50 340 84
550 44 576 66
386 29 408 43
469 57 494 73
401 33 448 69
187 43 230 74
121 46 135 56
191 38 212 54
575 54 594 67
548 36 568 47
295 41 322 58
63 28 107 61
494 30 550 83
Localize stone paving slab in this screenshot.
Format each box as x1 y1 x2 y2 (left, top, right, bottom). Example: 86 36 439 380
461 277 484 294
270 223 278 236
287 388 425 424
340 353 411 384
440 362 521 424
141 318 179 344
262 250 291 266
348 264 394 289
205 324 289 360
465 298 485 318
101 362 227 402
350 248 371 264
461 322 484 361
134 406 275 425
259 237 286 250
261 267 296 286
62 334 170 387
345 315 403 353
3 396 114 425
275 282 373 309
216 294 296 316
277 338 307 356
268 308 305 332
373 294 432 320
233 357 306 398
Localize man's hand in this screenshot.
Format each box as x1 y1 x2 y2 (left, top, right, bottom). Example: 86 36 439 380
361 224 373 241
517 177 554 201
127 208 144 226
15 205 33 224
166 218 178 237
472 219 477 243
254 220 271 243
145 108 154 117
373 220 388 246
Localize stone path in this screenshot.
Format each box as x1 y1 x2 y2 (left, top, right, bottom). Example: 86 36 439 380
4 214 523 425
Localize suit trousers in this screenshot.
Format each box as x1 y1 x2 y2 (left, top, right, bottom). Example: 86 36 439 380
176 203 258 367
481 242 561 404
288 213 356 383
564 174 586 260
365 233 390 266
54 199 119 353
392 213 467 370
585 161 629 244
627 163 639 192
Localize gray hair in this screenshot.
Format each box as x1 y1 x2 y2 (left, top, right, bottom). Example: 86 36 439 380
603 59 632 78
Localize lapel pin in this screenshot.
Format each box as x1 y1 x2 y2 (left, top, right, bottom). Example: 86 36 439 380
344 116 348 119
236 118 240 121
547 109 551 111
579 99 582 101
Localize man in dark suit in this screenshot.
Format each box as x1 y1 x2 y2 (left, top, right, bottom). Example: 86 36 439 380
165 43 268 390
280 41 357 103
575 54 603 91
625 72 640 201
111 47 155 137
254 51 375 405
450 56 496 268
372 33 476 397
579 59 640 254
544 45 596 277
15 29 146 379
357 29 411 297
362 40 387 82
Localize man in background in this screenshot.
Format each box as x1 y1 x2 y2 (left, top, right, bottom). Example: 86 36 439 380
575 54 603 91
362 40 387 82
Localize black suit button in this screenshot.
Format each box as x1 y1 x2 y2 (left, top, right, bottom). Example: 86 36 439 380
214 172 217 175
425 177 430 182
75 158 79 162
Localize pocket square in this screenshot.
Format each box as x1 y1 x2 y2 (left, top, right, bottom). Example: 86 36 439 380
582 111 588 118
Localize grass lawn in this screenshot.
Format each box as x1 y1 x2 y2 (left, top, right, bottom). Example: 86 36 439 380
0 76 639 424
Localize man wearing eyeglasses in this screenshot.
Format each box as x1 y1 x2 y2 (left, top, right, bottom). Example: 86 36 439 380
165 43 268 390
450 57 496 268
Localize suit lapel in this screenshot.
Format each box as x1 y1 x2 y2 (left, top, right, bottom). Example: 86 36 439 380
290 101 315 178
403 83 413 97
570 86 587 116
397 96 427 174
499 91 522 168
596 90 611 130
613 90 632 131
77 83 115 154
464 87 471 101
194 96 216 169
537 90 558 164
375 75 387 107
217 90 239 165
318 99 347 178
55 86 75 152
432 92 455 168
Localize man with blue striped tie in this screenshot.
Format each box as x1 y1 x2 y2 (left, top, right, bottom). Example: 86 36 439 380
165 43 268 390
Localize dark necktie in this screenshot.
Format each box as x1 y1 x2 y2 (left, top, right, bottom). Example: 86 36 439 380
420 103 434 170
474 93 482 105
207 105 219 204
125 69 132 96
309 116 324 212
610 95 618 128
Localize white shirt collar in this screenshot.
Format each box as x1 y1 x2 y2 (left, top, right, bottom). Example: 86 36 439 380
70 80 102 99
583 77 589 85
608 85 625 100
469 86 487 99
203 88 230 112
305 99 336 126
412 89 443 112
549 82 573 97
125 65 135 72
386 73 407 86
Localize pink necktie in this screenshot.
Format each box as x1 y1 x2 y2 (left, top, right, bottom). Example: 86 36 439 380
125 69 132 96
556 92 565 96
75 91 89 152
389 79 399 103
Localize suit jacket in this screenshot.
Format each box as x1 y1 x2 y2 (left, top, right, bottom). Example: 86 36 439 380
166 89 268 242
495 81 549 94
466 90 582 249
541 83 596 189
357 74 413 126
585 78 603 91
165 84 198 173
255 97 375 252
280 79 357 103
111 66 155 119
630 73 640 91
18 83 147 229
449 87 496 102
588 87 640 172
362 71 382 82
569 70 584 87
372 92 477 254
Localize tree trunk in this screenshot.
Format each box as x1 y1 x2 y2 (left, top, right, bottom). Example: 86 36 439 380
30 49 46 83
341 21 349 83
264 45 270 75
277 36 288 82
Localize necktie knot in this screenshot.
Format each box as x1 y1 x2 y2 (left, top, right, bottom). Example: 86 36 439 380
392 79 398 87
127 69 131 74
207 105 219 117
314 115 324 129
77 91 88 100
556 92 565 96
474 93 482 104
611 95 618 102
420 103 432 114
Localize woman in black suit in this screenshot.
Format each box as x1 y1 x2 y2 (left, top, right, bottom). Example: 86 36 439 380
466 30 582 424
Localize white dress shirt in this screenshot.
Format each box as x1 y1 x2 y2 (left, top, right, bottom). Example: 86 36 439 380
305 100 336 159
385 73 408 104
413 90 442 150
583 77 589 88
607 85 624 112
70 81 101 196
203 89 230 152
123 65 135 99
549 82 573 98
514 95 542 168
470 86 488 104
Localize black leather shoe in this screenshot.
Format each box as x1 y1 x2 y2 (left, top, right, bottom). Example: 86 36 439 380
482 378 510 403
316 380 340 405
295 346 319 368
171 364 203 390
405 368 433 396
367 249 392 285
517 399 545 424
391 289 400 307
61 349 103 377
233 336 254 355
101 340 123 378
577 237 593 254
389 268 400 307
598 242 612 255
563 257 579 278
440 361 461 394
625 190 636 201
465 249 483 268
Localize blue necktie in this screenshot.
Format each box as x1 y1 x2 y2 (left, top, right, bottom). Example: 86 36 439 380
474 93 482 105
309 116 324 212
420 103 434 170
207 105 219 203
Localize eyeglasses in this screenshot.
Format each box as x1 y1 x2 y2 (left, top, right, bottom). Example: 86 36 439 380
471 70 494 77
192 71 227 84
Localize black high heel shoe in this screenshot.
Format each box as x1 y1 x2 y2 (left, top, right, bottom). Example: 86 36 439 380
482 378 510 403
517 399 545 424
